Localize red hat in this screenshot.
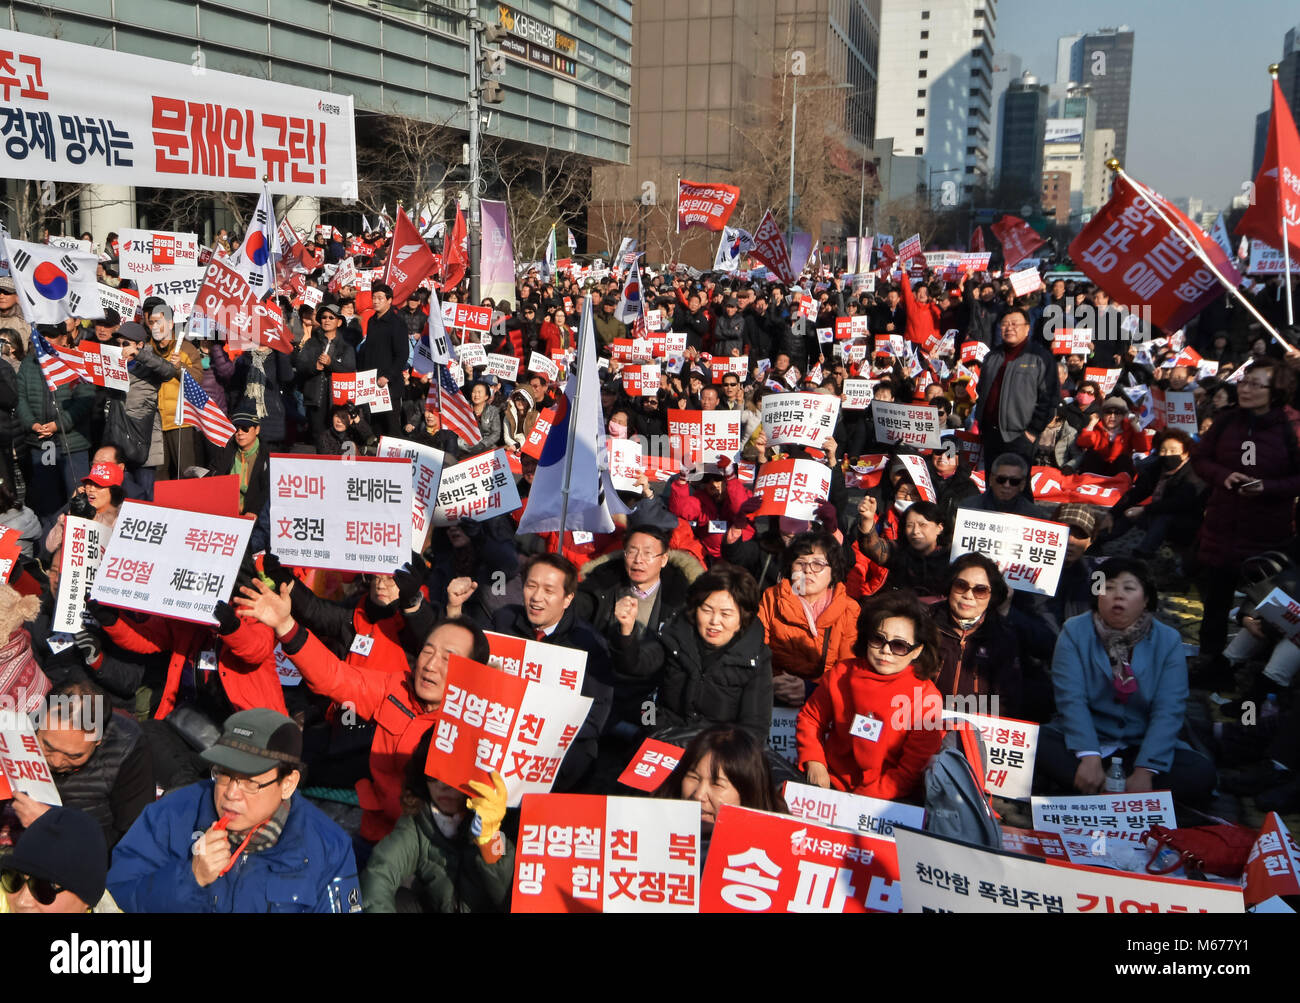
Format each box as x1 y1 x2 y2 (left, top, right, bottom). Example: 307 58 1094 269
84 462 124 488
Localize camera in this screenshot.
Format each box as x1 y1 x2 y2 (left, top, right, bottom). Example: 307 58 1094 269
69 491 95 520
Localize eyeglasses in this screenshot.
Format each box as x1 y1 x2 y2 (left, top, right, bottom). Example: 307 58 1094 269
791 560 831 575
625 547 665 560
0 869 63 906
1241 380 1272 390
999 321 1026 331
211 765 280 796
866 632 922 657
952 578 992 599
722 381 740 388
993 475 1024 486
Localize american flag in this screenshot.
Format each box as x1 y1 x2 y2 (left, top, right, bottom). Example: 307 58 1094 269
31 331 84 393
429 363 481 444
176 370 236 446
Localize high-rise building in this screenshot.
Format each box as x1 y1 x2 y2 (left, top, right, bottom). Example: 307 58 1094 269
998 74 1048 199
1041 169 1071 224
589 0 880 266
989 50 1022 175
875 0 998 203
1042 114 1087 224
1055 26 1134 163
1248 25 1299 192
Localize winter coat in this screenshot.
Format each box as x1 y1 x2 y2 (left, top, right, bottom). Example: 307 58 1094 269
611 614 772 744
361 808 514 913
52 709 153 852
288 588 420 678
154 339 204 433
1050 612 1190 774
796 658 945 801
1075 420 1147 478
712 312 746 356
361 307 411 387
124 344 177 467
593 310 626 347
667 474 755 560
1111 457 1206 545
294 331 357 412
16 352 95 452
1193 405 1300 566
0 357 22 450
931 604 1022 718
900 279 941 347
209 435 271 518
973 339 1060 440
758 580 859 681
107 781 361 913
0 504 41 557
211 347 295 444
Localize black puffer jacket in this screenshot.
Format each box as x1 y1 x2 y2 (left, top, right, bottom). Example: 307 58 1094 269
611 614 772 743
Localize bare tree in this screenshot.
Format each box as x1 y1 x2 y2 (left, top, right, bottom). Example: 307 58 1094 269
1 181 90 241
874 193 943 249
488 143 591 263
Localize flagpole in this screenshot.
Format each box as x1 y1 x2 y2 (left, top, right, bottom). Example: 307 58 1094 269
1284 216 1296 327
1109 161 1294 352
554 295 589 554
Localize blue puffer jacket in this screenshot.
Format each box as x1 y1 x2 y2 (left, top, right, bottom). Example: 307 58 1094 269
107 781 361 914
1049 612 1189 774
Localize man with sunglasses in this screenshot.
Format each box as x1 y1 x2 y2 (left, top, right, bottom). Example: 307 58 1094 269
1 806 111 913
959 453 1046 518
107 709 361 913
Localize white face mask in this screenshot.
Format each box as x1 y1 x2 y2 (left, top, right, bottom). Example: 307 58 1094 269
894 498 913 515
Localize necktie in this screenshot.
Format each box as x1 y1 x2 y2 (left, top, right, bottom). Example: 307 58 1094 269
535 628 547 641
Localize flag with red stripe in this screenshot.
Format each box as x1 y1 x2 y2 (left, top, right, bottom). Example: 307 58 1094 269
31 331 83 393
176 370 236 446
429 364 481 444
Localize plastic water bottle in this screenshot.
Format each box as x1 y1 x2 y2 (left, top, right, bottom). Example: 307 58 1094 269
1104 756 1126 793
1263 694 1280 721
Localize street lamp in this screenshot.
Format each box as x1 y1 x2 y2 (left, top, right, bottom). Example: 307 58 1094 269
786 77 853 248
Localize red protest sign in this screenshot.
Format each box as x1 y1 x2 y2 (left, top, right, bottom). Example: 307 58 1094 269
960 341 989 363
1070 174 1240 334
751 209 795 285
1242 812 1300 908
483 630 586 693
700 804 902 913
1050 329 1094 355
617 739 684 793
676 179 740 232
1085 367 1121 395
522 406 557 460
753 459 832 520
441 301 493 332
190 257 292 353
512 794 701 913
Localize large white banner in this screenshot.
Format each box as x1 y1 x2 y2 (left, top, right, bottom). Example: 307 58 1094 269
0 27 358 197
269 454 412 572
140 266 206 325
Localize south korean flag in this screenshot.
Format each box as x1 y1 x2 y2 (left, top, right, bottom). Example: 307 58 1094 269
230 184 281 299
2 236 104 325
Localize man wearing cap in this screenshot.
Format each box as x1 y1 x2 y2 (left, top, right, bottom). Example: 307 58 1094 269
294 301 357 440
147 300 204 475
1034 502 1105 635
0 273 30 352
113 320 176 501
211 403 270 520
1 806 115 913
107 708 362 913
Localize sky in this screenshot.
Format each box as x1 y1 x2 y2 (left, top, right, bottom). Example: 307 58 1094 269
995 0 1297 211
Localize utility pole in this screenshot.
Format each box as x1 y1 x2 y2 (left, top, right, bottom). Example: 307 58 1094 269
467 6 506 304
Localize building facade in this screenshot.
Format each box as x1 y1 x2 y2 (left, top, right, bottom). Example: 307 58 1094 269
998 74 1047 199
1054 26 1133 164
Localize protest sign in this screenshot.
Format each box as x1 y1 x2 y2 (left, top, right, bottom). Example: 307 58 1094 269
1084 366 1122 395
0 711 62 805
53 516 107 633
189 257 291 353
621 364 661 397
441 301 493 332
1031 791 1175 869
331 369 393 413
456 343 487 368
1000 828 1069 861
376 436 445 548
91 500 253 625
522 407 557 460
485 353 521 382
117 228 200 282
1050 329 1094 356
700 805 902 913
483 630 587 694
528 351 560 381
955 429 983 470
1246 240 1287 276
96 283 141 323
950 510 1068 596
1152 387 1197 434
1254 587 1300 646
848 315 869 338
940 713 1039 800
761 393 840 448
898 453 936 502
1008 268 1042 297
897 233 922 262
70 341 129 392
607 437 644 492
512 795 701 912
139 266 206 324
269 455 411 573
432 448 522 525
710 355 748 383
841 378 875 410
783 781 926 840
894 826 1242 913
425 654 592 806
960 341 990 363
617 739 685 793
1242 813 1300 907
871 399 942 449
753 459 833 520
768 707 798 764
666 409 742 467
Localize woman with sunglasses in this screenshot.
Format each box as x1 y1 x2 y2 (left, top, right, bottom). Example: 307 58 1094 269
931 553 1023 717
795 593 945 801
1075 394 1146 477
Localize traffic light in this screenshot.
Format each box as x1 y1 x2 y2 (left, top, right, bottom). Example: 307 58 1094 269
483 23 508 44
481 48 505 77
482 80 504 105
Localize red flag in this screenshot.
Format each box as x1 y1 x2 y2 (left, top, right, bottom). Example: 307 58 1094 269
990 215 1046 270
191 258 293 354
441 205 469 292
676 179 741 232
382 207 438 305
1069 174 1240 335
750 209 796 285
1236 79 1300 260
971 226 986 253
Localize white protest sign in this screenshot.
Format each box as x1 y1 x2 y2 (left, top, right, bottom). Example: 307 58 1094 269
53 516 107 633
376 436 446 548
941 713 1039 801
456 342 487 368
49 234 93 255
768 707 798 764
761 392 840 448
528 351 559 381
512 795 701 913
1247 241 1286 276
783 780 926 840
74 342 129 392
1032 790 1176 872
483 630 587 694
666 409 742 467
950 510 1068 596
140 266 207 325
90 500 253 625
1255 587 1300 646
96 282 141 322
872 399 942 449
117 228 201 282
607 437 644 492
841 378 876 410
1008 269 1042 297
331 369 392 413
893 826 1243 913
621 364 661 397
269 454 412 573
898 453 936 503
432 448 522 525
753 459 833 521
485 353 521 382
0 711 62 804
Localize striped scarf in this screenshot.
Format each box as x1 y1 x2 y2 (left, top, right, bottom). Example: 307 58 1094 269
228 800 290 855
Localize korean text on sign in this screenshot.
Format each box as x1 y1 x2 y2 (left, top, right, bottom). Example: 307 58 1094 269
431 448 522 526
761 392 840 449
950 510 1068 597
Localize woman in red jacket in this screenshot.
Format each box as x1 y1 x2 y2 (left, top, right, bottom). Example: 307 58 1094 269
1075 394 1148 477
796 592 945 802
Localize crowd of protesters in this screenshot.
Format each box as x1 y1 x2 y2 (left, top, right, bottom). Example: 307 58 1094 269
1 216 1298 915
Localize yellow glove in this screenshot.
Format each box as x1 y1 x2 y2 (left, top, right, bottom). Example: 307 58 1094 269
466 770 508 846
